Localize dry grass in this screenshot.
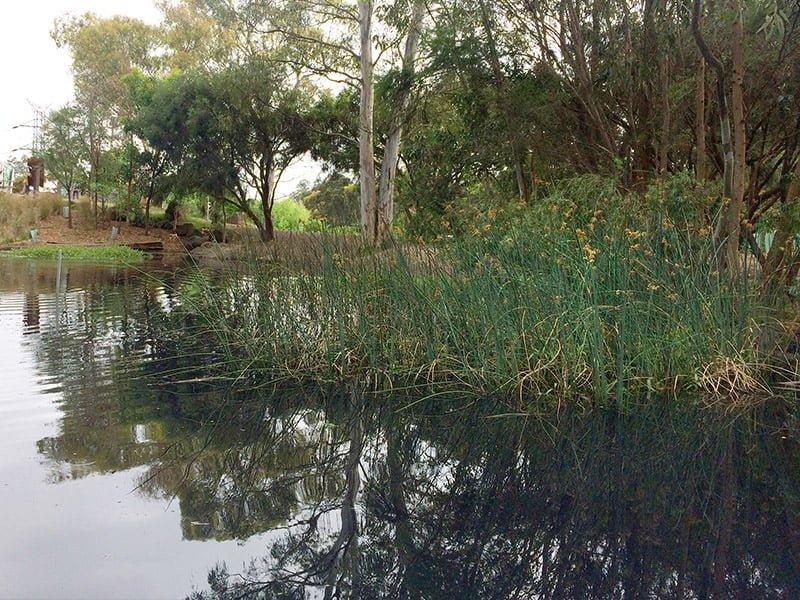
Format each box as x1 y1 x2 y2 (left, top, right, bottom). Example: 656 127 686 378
0 192 63 243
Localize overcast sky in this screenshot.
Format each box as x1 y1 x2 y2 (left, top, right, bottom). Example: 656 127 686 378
0 1 162 159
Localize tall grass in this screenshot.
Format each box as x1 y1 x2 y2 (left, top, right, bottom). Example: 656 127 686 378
175 177 789 412
0 192 63 243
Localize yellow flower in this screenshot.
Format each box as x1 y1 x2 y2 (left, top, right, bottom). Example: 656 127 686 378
583 244 598 264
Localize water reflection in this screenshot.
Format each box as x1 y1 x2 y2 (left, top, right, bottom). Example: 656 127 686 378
183 392 800 599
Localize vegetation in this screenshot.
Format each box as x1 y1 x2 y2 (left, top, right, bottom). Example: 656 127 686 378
31 0 800 402
10 4 800 596
177 177 790 411
0 193 64 243
2 244 146 263
271 199 316 231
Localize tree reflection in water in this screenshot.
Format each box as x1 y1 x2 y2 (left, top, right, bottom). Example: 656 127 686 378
183 389 800 600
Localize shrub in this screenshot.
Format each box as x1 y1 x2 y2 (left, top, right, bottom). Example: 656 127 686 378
272 199 322 231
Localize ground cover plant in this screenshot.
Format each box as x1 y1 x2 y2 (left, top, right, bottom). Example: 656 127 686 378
2 244 146 263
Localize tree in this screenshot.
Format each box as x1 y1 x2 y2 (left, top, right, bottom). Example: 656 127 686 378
124 70 177 232
40 105 89 228
298 173 360 227
210 0 429 245
211 59 314 241
53 13 164 224
131 64 314 242
157 0 236 70
692 0 740 269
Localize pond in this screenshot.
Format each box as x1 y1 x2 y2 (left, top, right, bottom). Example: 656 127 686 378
1 256 798 599
0 257 272 599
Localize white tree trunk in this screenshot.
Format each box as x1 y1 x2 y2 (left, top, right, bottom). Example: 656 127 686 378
358 0 377 244
376 0 426 244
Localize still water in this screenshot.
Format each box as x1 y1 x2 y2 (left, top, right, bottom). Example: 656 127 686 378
0 258 270 599
1 256 799 599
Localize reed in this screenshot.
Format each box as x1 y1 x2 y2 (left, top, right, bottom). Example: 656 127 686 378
175 178 790 411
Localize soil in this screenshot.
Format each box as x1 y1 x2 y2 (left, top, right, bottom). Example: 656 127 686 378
3 208 186 255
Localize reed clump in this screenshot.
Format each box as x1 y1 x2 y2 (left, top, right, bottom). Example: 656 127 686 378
177 176 790 411
0 192 63 243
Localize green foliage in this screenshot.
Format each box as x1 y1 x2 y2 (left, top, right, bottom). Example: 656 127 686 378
3 244 146 263
40 105 89 195
297 172 360 227
271 200 314 231
307 90 360 173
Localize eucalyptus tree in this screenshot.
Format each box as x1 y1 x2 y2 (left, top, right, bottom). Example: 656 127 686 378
157 0 238 70
200 0 429 245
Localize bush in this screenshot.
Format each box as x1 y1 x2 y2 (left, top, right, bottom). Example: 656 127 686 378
272 199 321 231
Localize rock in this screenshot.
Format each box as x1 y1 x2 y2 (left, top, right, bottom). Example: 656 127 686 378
181 234 207 251
174 223 196 237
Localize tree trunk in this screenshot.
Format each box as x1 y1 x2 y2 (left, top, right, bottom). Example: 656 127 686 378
358 0 377 245
260 165 277 242
376 0 426 245
726 3 746 270
658 58 671 173
260 214 275 243
692 0 736 268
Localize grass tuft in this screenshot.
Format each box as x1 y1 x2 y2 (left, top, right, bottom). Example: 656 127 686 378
0 192 63 243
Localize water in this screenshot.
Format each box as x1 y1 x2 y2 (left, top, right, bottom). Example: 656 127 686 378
1 256 799 599
0 258 268 599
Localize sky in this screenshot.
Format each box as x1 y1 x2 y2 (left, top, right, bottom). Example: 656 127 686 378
0 0 162 160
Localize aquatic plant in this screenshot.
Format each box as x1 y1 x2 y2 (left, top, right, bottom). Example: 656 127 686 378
175 204 788 411
2 244 147 263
